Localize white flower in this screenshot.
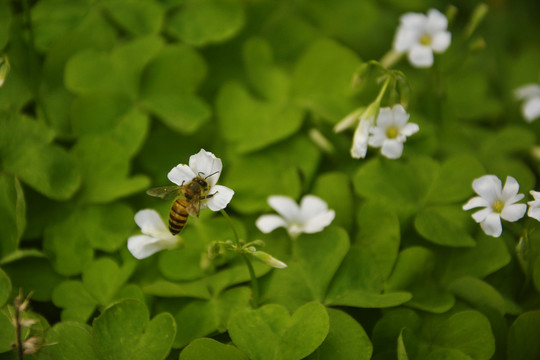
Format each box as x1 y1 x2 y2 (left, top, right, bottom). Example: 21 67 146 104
514 84 540 122
128 209 180 259
528 190 540 221
368 104 419 159
393 9 451 68
463 175 527 238
167 149 234 211
256 195 335 238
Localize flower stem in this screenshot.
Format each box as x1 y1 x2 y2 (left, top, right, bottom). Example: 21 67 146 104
374 76 392 104
241 254 260 308
220 209 260 307
220 209 240 246
379 49 403 69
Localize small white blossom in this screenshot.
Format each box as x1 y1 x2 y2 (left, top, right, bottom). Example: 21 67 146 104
514 84 540 122
256 195 335 238
463 175 527 238
528 190 540 221
393 9 451 68
368 104 419 159
167 149 234 211
128 209 180 259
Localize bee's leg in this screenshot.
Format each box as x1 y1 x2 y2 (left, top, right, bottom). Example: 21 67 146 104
202 191 218 200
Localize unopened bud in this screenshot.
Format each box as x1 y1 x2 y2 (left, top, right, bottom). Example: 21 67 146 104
334 108 364 133
309 128 334 153
250 250 287 269
0 55 9 87
465 3 488 39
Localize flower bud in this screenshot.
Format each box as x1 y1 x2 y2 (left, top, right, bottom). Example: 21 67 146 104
0 55 9 87
249 249 287 269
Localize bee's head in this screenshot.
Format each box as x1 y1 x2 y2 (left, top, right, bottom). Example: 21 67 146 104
196 171 219 189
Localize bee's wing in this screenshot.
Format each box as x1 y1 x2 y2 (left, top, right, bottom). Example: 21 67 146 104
185 196 201 217
146 186 181 200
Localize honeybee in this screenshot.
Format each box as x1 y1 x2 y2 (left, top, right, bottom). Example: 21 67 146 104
146 171 219 235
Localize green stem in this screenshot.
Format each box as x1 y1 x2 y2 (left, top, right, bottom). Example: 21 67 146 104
220 209 260 307
241 254 260 308
379 49 403 69
374 76 392 104
220 209 240 246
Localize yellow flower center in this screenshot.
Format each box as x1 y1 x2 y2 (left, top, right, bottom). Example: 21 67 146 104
420 34 432 46
386 126 399 139
493 200 504 213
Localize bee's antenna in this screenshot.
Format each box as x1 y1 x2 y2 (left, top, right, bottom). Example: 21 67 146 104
202 171 220 179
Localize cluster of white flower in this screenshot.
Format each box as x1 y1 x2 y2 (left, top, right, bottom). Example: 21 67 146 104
463 175 540 238
348 104 419 160
128 149 234 259
127 149 336 269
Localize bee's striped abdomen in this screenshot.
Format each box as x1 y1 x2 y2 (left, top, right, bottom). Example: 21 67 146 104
169 198 189 235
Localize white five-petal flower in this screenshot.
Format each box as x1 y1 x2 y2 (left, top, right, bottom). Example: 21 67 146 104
368 104 419 159
463 175 527 238
256 195 335 238
128 209 180 259
393 9 451 68
167 149 234 212
528 190 540 221
514 84 540 122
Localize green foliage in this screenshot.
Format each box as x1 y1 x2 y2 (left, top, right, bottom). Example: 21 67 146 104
1 0 539 358
228 302 329 360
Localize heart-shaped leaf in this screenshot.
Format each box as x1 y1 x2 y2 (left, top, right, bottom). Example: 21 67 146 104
228 302 329 360
93 299 176 360
171 287 251 348
306 308 372 360
180 338 248 360
40 322 98 360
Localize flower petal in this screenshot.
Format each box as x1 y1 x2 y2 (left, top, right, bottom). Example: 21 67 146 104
400 12 426 28
426 9 448 32
256 214 288 233
376 107 394 127
299 195 330 222
368 126 386 147
408 45 434 68
480 213 503 237
463 196 489 210
393 27 420 52
501 176 520 201
500 203 527 222
168 164 196 186
530 190 540 201
189 149 223 187
472 175 501 203
303 210 336 234
391 104 409 126
268 195 300 221
528 207 540 221
205 185 234 211
514 84 540 100
431 31 451 52
402 122 420 137
127 235 177 259
134 209 169 236
471 207 492 223
523 97 540 122
381 139 404 159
